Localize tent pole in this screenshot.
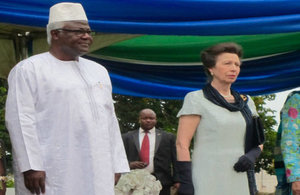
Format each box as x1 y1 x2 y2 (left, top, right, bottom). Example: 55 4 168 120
14 33 29 63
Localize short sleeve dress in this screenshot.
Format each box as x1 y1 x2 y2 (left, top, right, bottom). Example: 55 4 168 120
177 90 257 195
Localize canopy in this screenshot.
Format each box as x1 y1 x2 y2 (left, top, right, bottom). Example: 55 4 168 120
1 0 300 99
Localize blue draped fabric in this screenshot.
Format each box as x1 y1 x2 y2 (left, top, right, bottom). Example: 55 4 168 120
1 0 300 35
85 50 300 99
1 0 300 98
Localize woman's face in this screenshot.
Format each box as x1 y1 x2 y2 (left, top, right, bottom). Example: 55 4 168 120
209 52 241 85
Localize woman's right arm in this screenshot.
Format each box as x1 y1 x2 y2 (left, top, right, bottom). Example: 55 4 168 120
176 115 200 161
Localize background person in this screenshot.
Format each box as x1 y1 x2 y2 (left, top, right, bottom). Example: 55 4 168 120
176 42 263 195
278 91 300 195
274 119 290 195
5 2 129 195
122 108 179 195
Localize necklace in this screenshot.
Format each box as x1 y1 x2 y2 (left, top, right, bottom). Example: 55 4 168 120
220 92 231 98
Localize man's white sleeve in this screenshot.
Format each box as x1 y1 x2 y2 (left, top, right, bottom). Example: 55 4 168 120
5 64 44 172
110 111 130 173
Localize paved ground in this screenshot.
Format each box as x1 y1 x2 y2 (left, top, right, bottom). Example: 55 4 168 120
6 188 15 195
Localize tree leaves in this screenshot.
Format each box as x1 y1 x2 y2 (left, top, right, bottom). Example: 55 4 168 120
252 95 277 174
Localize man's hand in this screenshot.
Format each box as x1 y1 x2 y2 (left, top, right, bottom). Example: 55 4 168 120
173 182 180 189
170 183 180 195
115 173 121 185
292 181 300 195
129 161 147 169
23 170 46 194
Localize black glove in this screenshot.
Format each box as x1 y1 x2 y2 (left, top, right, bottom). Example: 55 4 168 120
176 161 194 195
234 147 261 172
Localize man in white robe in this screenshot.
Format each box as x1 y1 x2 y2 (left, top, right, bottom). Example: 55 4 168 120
5 2 129 195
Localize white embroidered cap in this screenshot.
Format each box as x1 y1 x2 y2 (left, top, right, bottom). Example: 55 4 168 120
48 2 88 24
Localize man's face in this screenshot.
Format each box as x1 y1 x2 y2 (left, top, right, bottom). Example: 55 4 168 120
56 21 93 58
139 110 157 131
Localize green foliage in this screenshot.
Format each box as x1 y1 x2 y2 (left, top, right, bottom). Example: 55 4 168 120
5 174 14 187
6 179 14 188
252 95 277 175
0 79 12 174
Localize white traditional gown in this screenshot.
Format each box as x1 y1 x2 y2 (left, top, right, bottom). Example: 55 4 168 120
5 52 129 195
177 90 258 195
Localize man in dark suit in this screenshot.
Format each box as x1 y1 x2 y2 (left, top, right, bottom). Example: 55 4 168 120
122 108 179 195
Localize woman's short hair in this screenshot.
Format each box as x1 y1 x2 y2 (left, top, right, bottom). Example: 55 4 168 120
200 42 243 82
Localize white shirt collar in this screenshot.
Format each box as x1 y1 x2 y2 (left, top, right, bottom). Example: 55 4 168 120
139 127 155 134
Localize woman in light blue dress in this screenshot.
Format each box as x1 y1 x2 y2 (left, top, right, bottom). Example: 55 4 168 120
175 42 263 195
